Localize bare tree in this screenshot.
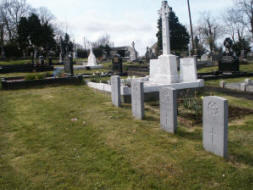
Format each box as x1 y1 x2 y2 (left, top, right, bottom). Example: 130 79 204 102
36 7 55 24
92 34 114 48
197 12 223 54
0 0 31 40
236 0 253 38
223 7 247 42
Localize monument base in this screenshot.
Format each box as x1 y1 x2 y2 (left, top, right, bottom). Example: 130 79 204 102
149 54 179 85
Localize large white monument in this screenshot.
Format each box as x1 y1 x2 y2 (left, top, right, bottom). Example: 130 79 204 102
149 0 179 84
147 0 202 89
87 46 97 66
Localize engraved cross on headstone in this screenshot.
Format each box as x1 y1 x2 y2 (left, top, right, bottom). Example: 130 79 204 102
210 127 217 145
159 1 171 55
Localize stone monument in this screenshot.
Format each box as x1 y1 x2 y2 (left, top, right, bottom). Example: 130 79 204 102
149 0 179 84
219 38 239 73
87 46 97 66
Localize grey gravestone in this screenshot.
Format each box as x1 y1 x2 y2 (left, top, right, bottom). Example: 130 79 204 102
160 88 177 134
131 81 144 119
64 54 74 76
203 96 228 158
111 76 121 107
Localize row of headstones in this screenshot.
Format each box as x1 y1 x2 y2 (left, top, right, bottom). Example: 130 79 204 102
111 76 228 158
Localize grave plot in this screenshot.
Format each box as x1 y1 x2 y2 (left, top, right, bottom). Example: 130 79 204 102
145 90 253 127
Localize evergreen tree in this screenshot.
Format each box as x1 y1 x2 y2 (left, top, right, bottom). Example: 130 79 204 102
156 10 190 54
17 17 30 56
28 13 43 48
17 13 56 56
41 22 55 51
232 38 251 57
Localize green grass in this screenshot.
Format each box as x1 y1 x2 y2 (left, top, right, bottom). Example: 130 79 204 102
0 60 31 66
0 85 252 189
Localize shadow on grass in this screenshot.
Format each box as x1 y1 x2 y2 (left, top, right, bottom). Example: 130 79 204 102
229 143 253 167
144 115 159 122
176 128 202 142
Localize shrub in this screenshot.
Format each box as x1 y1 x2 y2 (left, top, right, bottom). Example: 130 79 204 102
25 74 36 81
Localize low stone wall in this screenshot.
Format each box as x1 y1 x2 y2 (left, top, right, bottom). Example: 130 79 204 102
87 81 204 103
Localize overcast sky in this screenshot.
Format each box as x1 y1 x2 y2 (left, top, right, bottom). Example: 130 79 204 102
27 0 234 55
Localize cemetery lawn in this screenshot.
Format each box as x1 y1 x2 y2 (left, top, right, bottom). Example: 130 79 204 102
0 85 252 190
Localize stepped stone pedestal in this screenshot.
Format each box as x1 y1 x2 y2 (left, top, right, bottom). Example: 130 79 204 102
150 55 179 85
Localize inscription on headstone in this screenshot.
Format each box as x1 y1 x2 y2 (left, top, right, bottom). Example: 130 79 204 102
131 81 144 119
111 76 121 107
160 87 177 133
203 96 228 158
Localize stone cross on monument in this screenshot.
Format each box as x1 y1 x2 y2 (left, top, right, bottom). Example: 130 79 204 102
159 0 171 55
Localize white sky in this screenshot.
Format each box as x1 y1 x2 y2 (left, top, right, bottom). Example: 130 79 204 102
27 0 234 55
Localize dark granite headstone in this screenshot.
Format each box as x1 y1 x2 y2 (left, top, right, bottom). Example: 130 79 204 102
64 54 74 76
219 38 239 73
112 54 123 75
